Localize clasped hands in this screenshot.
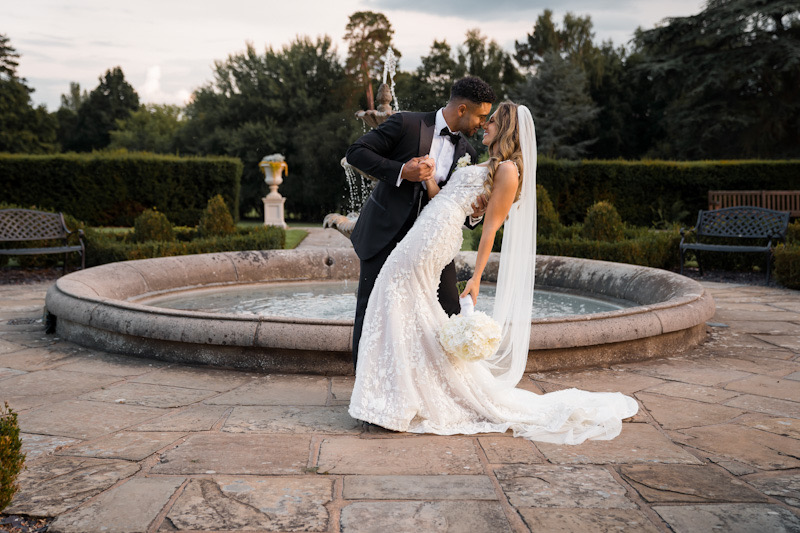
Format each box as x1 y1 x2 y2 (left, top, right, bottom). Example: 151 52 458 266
402 155 488 219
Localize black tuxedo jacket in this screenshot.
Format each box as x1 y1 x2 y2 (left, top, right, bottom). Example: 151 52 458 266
347 111 478 260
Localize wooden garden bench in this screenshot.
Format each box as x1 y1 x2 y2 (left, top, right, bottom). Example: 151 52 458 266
0 209 85 274
709 190 800 217
680 206 789 283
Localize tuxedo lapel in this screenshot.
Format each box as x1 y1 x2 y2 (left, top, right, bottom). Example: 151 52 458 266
418 112 436 157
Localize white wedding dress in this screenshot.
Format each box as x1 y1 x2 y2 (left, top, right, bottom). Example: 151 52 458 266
348 164 638 445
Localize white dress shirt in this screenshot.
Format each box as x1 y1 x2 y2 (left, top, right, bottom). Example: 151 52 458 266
396 108 458 188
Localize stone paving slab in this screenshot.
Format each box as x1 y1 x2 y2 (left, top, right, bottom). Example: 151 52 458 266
478 436 544 464
744 471 800 508
54 352 169 377
735 413 800 439
712 353 800 374
343 475 498 500
0 338 24 354
519 508 661 533
133 404 230 432
673 424 800 470
129 365 255 391
636 393 744 430
317 436 484 475
0 368 120 398
0 347 82 371
620 358 755 387
724 320 800 335
20 433 82 461
5 456 139 516
79 382 217 408
48 477 184 533
494 464 636 509
724 374 800 402
222 405 361 434
724 393 800 418
331 376 355 405
618 464 768 503
19 399 165 439
536 423 702 465
204 374 329 406
641 381 741 403
164 476 333 531
152 433 312 475
340 501 511 533
753 334 800 352
653 503 800 533
55 431 184 461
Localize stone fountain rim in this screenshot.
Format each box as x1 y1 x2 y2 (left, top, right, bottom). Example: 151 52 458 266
45 249 715 373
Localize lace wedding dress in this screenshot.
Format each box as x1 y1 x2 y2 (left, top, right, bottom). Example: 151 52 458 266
348 164 638 444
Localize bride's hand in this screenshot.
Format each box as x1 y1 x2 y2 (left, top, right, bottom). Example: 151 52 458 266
460 277 480 306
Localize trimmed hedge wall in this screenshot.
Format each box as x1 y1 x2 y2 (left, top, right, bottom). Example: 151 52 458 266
0 153 242 227
538 159 800 227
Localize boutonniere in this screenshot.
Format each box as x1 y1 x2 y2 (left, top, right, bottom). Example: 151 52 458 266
456 154 472 168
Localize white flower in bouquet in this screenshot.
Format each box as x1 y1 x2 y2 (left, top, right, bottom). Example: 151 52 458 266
456 154 471 168
438 296 502 362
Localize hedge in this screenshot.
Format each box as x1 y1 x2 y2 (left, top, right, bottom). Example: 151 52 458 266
0 152 242 227
537 158 800 227
84 226 285 267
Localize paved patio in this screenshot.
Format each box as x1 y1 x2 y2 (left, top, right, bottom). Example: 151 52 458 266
1 277 799 532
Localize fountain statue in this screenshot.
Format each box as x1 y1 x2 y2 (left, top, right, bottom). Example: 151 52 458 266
260 153 288 229
323 49 399 238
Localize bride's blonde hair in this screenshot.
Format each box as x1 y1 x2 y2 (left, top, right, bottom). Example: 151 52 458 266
484 101 524 201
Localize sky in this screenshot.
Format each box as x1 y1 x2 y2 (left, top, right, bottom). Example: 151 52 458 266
7 0 705 111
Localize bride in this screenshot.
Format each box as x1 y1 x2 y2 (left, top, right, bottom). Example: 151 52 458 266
348 101 638 444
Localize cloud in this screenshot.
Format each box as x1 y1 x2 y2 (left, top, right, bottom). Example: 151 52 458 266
363 0 636 20
139 65 191 106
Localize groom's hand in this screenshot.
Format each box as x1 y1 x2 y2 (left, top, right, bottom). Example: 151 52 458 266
402 156 435 182
470 193 489 218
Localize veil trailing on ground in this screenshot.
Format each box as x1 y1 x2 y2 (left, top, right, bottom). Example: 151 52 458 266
480 104 537 389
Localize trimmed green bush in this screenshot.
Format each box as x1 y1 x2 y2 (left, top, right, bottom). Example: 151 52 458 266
537 158 800 227
581 201 624 242
774 244 800 289
198 195 235 238
537 184 561 237
0 402 25 512
85 225 285 266
133 209 175 243
0 153 242 226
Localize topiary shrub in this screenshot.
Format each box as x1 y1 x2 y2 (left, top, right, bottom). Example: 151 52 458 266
198 195 236 238
581 201 624 242
0 402 25 512
774 244 800 289
133 208 175 243
537 184 561 238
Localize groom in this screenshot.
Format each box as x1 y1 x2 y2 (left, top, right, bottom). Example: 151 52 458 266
347 76 496 367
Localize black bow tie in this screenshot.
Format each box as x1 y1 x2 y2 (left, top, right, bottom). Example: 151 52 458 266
440 127 460 145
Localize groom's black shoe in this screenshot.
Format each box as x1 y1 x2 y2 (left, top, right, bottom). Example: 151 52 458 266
360 420 391 433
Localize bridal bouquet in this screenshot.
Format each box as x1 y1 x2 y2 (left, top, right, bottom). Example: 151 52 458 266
438 296 502 362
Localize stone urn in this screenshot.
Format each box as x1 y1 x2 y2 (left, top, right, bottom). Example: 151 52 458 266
259 154 288 228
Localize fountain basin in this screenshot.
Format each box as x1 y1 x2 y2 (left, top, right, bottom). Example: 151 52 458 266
45 249 715 374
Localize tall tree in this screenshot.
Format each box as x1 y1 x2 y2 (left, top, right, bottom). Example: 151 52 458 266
177 37 359 220
512 51 598 159
343 11 397 110
69 67 139 152
0 33 57 153
634 0 800 159
457 29 521 98
55 82 88 150
109 104 183 153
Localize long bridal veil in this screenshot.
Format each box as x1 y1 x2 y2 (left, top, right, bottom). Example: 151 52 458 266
480 104 537 390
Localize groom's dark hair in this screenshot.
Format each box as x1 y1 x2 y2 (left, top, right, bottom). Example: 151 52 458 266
449 77 496 105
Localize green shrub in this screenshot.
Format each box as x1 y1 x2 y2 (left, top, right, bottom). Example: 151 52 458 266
0 402 25 512
198 195 235 238
774 244 800 289
582 201 624 242
133 209 175 243
85 225 285 266
537 184 561 237
786 220 800 244
469 226 504 253
0 153 241 226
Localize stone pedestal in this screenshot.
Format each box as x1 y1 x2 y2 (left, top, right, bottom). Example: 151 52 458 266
259 157 288 229
263 195 286 229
